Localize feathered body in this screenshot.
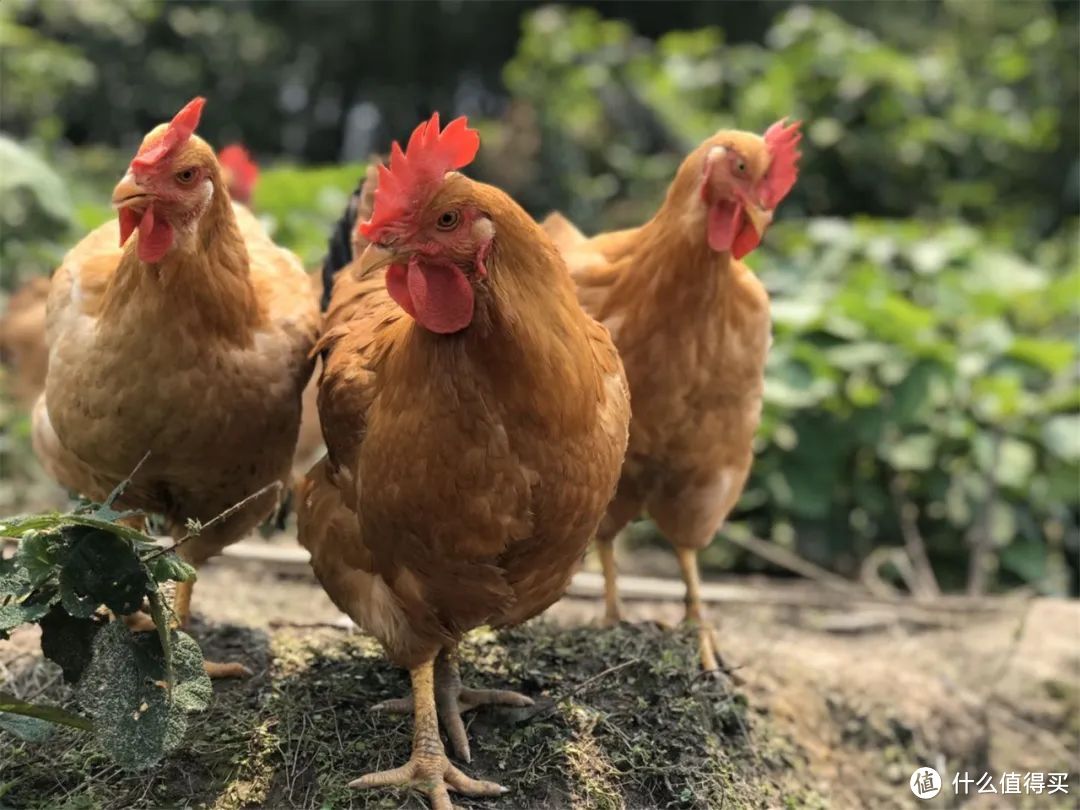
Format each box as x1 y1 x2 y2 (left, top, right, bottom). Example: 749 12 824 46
32 100 318 581
302 181 628 668
545 122 801 674
0 276 50 409
298 115 629 806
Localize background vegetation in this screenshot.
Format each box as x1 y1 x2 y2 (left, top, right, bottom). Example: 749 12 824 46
1 0 1077 596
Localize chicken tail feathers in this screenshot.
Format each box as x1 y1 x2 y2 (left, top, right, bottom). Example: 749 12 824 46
320 158 382 312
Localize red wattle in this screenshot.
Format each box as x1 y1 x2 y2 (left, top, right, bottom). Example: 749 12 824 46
136 206 174 263
118 208 139 248
406 258 474 334
731 220 762 260
707 200 741 253
385 263 417 318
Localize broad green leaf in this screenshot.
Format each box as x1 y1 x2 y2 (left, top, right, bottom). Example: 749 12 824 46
16 531 61 588
78 623 210 770
61 531 150 616
0 556 30 598
1042 415 1080 462
880 433 937 471
0 600 50 633
40 606 102 683
0 711 56 742
1007 337 1075 374
149 554 197 584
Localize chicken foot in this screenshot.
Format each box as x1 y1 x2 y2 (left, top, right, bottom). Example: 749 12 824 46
123 577 251 678
675 547 722 678
372 646 533 762
352 656 507 810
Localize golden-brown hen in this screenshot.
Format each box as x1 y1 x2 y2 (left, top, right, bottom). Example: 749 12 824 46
298 115 629 809
32 98 319 675
544 120 802 676
0 276 50 410
0 142 267 415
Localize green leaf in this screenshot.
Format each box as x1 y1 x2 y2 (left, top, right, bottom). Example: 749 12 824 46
0 711 56 742
61 531 150 616
0 556 30 598
825 342 896 371
881 433 937 471
40 606 102 683
149 554 197 584
1007 337 1075 374
0 691 92 733
0 600 50 633
1042 415 1080 462
78 622 210 770
16 531 61 588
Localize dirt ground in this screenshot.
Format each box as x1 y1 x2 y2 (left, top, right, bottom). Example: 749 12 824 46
2 552 1078 809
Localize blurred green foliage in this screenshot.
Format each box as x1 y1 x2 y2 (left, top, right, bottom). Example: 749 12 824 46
747 219 1077 592
0 2 1076 594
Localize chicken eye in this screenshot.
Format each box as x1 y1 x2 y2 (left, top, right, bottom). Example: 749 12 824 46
734 159 747 174
175 168 198 185
436 210 460 231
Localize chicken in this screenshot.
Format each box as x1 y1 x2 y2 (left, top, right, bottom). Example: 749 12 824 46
31 98 319 676
216 143 260 206
298 114 629 809
0 143 264 413
543 119 802 676
291 162 381 476
0 276 50 410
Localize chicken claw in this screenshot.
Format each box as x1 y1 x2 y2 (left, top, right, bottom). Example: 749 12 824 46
371 646 533 762
355 657 508 809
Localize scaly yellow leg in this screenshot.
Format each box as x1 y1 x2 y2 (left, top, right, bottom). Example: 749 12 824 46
352 657 507 809
598 536 622 625
675 547 721 676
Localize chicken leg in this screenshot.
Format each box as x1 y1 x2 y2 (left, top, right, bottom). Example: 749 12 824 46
372 645 533 762
124 576 251 678
351 656 507 809
675 547 721 677
597 535 622 625
172 576 252 678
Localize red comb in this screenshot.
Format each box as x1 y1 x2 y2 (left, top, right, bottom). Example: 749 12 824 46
358 113 480 240
131 97 206 173
760 118 802 209
217 144 259 203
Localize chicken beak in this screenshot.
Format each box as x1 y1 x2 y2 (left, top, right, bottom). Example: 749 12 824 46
357 243 407 277
112 172 149 209
743 202 773 237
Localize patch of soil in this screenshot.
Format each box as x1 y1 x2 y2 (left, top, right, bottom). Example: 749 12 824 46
1 561 1077 809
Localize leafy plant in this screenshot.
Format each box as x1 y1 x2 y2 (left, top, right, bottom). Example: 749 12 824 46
0 473 211 769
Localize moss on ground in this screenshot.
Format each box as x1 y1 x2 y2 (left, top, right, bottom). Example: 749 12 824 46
0 620 811 809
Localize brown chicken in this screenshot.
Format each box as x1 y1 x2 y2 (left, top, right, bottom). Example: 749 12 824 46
0 276 50 409
544 119 802 676
0 143 266 415
291 162 381 477
32 98 319 675
298 114 629 809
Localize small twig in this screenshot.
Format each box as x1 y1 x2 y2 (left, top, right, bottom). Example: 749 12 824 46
967 431 1003 595
889 475 941 599
520 658 642 722
860 547 920 599
724 529 864 595
100 450 152 510
144 481 283 561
